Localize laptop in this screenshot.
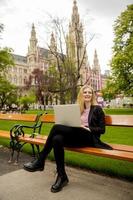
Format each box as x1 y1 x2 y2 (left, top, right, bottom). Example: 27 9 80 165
53 104 81 127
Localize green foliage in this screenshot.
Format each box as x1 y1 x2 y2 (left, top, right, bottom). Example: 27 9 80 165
111 4 133 95
102 77 118 101
47 57 79 104
0 23 14 75
47 64 60 92
0 77 17 109
0 48 14 74
18 94 36 110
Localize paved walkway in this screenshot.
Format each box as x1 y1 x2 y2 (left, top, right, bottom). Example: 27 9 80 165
0 146 133 200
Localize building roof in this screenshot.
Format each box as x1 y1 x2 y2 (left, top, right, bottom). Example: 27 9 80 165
12 54 27 63
38 47 49 58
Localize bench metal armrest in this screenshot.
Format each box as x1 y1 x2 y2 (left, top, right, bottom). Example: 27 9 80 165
9 113 43 140
10 123 42 140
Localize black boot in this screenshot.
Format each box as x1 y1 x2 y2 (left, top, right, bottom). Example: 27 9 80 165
51 173 69 193
23 158 44 172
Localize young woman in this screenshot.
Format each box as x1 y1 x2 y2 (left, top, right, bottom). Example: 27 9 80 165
23 85 112 193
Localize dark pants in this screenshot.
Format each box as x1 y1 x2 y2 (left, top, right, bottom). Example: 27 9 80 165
40 124 94 173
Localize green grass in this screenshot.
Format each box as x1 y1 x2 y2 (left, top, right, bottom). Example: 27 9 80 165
0 108 133 181
25 108 133 115
104 108 133 115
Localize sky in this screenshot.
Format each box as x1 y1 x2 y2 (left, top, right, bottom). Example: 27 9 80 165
0 0 132 73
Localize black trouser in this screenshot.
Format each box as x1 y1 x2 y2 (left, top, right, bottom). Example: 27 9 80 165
40 124 94 174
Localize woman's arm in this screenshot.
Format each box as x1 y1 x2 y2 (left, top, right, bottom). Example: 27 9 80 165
89 106 105 134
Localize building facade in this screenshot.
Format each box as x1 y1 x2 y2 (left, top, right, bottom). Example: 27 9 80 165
7 0 104 92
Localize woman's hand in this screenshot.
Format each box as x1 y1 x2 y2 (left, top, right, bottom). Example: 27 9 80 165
81 125 91 132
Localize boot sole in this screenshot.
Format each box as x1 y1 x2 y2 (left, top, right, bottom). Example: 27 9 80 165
51 179 69 193
23 166 44 172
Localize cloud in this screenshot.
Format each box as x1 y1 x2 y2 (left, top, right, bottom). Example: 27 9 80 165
0 0 9 7
0 0 132 73
80 0 132 18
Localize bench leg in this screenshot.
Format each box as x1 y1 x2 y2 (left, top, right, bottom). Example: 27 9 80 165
14 149 21 165
31 144 36 158
8 149 15 163
8 141 15 163
15 142 27 164
35 144 40 158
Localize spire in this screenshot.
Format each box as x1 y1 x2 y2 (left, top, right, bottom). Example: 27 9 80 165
50 32 57 52
49 32 57 63
92 49 101 72
68 0 84 52
71 0 80 26
67 0 88 76
28 23 37 54
31 23 36 39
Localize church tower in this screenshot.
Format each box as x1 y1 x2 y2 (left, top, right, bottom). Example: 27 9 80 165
67 0 84 62
92 49 101 72
48 32 57 65
66 0 89 85
27 23 38 72
50 32 57 52
91 49 102 91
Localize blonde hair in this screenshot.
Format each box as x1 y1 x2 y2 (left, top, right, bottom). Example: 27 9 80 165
77 85 97 114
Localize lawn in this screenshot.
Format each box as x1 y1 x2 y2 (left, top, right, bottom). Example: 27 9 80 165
104 108 133 115
0 108 133 181
26 108 133 115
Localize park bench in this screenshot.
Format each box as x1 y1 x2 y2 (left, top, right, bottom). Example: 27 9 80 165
0 113 133 163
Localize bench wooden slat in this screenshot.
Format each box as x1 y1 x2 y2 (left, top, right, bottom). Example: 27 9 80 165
41 114 55 123
109 143 133 152
105 115 133 127
67 147 133 162
0 131 10 139
17 135 133 152
17 135 133 162
18 136 47 145
41 114 133 127
0 114 37 122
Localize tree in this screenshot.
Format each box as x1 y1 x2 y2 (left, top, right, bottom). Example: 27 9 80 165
111 4 133 95
102 77 118 101
26 68 50 109
0 77 18 110
0 23 16 110
0 47 14 74
0 23 14 75
47 18 75 104
47 17 93 103
18 94 35 112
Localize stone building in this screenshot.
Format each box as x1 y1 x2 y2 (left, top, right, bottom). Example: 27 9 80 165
7 0 103 92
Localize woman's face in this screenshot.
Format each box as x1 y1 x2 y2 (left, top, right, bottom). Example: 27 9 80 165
82 87 93 103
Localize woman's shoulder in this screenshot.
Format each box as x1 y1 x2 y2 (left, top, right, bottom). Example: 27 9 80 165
91 105 104 112
91 105 102 109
